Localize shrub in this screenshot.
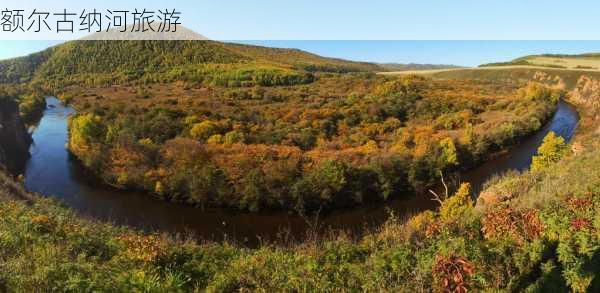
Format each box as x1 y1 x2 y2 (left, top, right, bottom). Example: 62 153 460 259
190 121 219 141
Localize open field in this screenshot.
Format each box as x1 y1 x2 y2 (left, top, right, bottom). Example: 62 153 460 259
526 56 600 69
379 65 600 76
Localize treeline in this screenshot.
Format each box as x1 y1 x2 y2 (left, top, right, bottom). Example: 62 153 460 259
67 76 559 212
38 64 316 89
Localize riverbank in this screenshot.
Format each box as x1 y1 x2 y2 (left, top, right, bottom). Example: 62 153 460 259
0 97 32 175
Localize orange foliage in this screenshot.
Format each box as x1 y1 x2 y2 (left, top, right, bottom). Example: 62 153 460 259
432 255 475 293
481 207 544 243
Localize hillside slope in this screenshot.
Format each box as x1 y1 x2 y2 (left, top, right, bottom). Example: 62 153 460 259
379 63 463 72
481 53 600 70
0 40 382 89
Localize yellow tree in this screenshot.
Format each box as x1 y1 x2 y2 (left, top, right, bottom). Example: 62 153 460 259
531 131 568 172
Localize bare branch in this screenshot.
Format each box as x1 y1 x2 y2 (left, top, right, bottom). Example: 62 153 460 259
427 171 449 205
439 170 449 199
429 189 444 205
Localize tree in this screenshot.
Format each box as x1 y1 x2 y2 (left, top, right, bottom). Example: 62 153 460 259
292 160 349 211
207 134 224 144
439 137 459 168
531 131 568 172
439 183 473 221
69 114 105 146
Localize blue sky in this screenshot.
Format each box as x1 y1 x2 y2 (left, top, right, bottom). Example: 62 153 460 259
2 0 600 40
2 1 600 65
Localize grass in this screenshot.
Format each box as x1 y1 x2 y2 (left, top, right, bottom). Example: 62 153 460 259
520 56 600 70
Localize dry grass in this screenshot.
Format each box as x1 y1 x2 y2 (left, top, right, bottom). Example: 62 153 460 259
379 65 600 77
527 56 600 70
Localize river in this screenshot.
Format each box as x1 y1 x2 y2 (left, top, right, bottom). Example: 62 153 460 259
22 97 579 245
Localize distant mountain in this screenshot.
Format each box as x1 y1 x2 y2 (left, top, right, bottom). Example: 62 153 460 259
80 26 209 40
379 63 464 72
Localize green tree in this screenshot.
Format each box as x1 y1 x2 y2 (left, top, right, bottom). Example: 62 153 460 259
439 137 459 168
531 132 568 172
439 183 473 221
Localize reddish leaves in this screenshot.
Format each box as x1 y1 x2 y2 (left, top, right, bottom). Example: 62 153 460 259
481 207 543 243
565 196 593 212
563 192 596 231
433 255 475 293
570 218 591 231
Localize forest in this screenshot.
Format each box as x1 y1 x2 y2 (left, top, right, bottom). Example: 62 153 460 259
66 73 559 212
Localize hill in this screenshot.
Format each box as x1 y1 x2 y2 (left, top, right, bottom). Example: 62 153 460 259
0 40 383 89
480 53 600 70
383 64 600 90
381 52 600 90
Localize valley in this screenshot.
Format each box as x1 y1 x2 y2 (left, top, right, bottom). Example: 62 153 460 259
0 40 597 291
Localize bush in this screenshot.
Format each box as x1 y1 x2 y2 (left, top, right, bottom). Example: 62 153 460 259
190 121 219 141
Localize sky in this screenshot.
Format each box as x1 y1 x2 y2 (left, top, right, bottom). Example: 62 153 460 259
3 0 600 40
2 1 600 65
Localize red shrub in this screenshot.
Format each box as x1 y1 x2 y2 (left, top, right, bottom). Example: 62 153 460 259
570 218 591 231
481 207 543 243
433 255 475 293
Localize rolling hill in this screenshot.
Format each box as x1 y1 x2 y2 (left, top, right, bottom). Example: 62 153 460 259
381 52 600 91
480 53 600 70
0 40 384 89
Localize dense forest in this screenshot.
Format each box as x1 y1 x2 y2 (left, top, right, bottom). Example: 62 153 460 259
0 41 381 90
66 73 558 212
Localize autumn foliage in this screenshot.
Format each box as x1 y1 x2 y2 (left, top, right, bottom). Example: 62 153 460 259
433 255 475 293
66 76 559 212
